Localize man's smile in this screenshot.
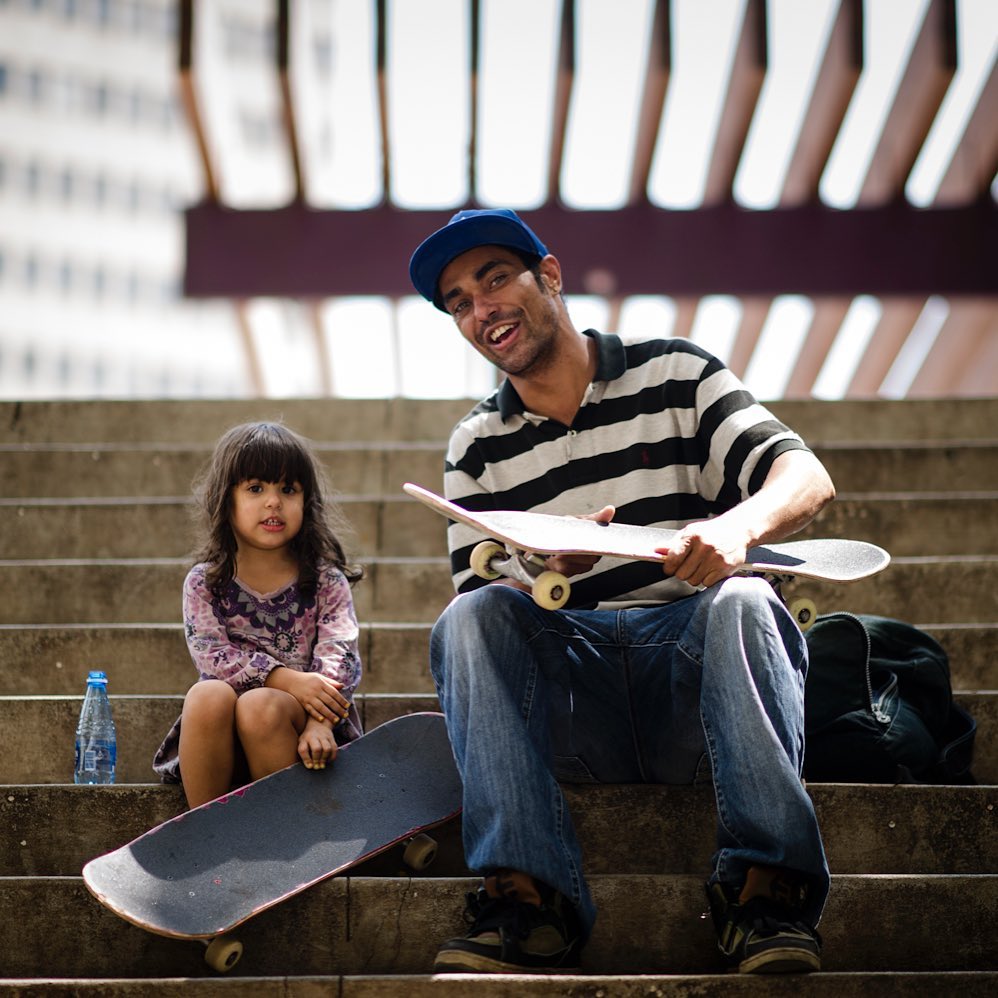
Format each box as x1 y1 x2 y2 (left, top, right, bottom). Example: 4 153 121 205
481 313 523 350
488 322 516 344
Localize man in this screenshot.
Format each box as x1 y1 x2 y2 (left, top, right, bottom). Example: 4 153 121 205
408 208 835 975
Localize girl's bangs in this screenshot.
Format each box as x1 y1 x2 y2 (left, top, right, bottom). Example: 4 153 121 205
230 427 313 488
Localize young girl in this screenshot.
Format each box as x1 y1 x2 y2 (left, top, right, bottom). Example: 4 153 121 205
153 421 364 809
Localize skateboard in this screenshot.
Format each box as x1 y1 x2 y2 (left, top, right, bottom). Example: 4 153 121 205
82 712 461 973
403 482 891 629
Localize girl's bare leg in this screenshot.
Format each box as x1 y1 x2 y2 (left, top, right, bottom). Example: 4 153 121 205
178 680 240 809
235 687 306 780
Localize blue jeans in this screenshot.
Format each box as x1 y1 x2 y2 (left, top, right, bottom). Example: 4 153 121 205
429 575 829 939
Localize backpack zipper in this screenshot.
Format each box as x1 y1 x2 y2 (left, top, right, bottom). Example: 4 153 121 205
832 611 892 725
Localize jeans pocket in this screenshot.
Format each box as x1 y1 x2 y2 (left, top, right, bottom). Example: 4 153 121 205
553 754 600 784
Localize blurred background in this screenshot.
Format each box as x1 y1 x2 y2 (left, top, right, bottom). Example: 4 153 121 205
0 0 995 401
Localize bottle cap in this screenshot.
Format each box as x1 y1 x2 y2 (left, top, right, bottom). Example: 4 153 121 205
86 670 108 685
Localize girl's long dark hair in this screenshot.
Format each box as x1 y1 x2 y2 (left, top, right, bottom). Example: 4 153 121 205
191 421 363 596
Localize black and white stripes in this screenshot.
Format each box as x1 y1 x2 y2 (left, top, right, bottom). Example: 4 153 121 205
442 331 808 608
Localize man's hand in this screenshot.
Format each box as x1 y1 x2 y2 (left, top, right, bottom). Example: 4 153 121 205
655 518 749 589
545 505 616 577
656 450 836 589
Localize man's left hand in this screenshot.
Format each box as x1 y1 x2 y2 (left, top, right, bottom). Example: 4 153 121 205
655 519 748 589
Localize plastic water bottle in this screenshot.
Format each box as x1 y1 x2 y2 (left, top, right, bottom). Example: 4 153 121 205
74 670 116 784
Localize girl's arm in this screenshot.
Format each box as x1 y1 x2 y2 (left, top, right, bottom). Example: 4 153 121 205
266 565 362 726
183 567 286 693
310 565 363 697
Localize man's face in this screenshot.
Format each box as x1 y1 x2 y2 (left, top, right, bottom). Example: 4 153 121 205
437 245 563 377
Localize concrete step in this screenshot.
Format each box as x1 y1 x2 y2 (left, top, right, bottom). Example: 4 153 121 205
2 493 996 560
1 874 995 976
0 622 435 695
808 494 998 556
0 693 437 784
5 973 996 997
2 692 995 785
0 399 479 447
3 782 993 879
6 440 998 500
6 398 998 445
1 442 444 501
3 395 995 996
816 441 998 493
3 555 997 625
1 622 993 696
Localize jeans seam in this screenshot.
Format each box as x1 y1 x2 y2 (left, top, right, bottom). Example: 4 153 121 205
617 611 650 783
688 642 743 886
520 656 538 720
552 777 583 912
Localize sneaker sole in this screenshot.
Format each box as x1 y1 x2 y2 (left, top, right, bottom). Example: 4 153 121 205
739 947 821 975
434 950 580 975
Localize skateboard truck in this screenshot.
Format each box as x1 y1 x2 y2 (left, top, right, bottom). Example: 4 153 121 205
470 541 572 610
472 540 820 630
752 572 818 632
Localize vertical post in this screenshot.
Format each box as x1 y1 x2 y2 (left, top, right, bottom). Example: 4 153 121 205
547 0 575 202
277 0 305 200
177 0 219 200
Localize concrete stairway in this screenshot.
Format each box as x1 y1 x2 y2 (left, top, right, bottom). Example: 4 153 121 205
1 396 996 995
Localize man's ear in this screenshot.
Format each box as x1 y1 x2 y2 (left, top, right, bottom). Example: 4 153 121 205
538 255 562 295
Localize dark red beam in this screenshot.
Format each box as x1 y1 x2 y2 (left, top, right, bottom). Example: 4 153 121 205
183 201 998 300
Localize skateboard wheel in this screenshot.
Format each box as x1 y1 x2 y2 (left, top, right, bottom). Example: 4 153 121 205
204 934 243 972
532 571 571 611
402 833 438 871
789 598 818 632
470 541 505 581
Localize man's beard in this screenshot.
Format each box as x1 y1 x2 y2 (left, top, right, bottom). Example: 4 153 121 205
485 303 560 377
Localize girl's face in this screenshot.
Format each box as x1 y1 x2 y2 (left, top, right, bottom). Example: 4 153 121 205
229 478 305 555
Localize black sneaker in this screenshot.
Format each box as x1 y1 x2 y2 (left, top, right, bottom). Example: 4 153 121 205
706 866 822 974
434 870 583 974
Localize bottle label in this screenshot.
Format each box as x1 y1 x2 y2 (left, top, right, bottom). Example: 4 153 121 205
75 738 116 783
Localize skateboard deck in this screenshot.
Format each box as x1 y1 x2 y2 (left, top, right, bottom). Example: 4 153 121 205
404 482 890 622
82 712 461 971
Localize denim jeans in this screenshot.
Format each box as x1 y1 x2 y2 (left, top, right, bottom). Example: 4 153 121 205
429 575 830 939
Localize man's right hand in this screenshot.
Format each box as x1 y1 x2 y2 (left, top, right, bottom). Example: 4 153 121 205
545 505 615 577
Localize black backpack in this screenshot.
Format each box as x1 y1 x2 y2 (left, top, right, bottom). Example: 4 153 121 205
802 612 976 784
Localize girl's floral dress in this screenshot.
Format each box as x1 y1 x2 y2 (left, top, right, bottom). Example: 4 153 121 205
153 561 363 783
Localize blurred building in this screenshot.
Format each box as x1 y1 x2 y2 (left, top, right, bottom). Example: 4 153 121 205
1 0 995 400
0 0 259 396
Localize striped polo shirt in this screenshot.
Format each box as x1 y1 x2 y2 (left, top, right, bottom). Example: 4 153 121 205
443 330 809 608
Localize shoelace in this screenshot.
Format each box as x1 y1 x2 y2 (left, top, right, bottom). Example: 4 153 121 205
462 890 536 941
743 910 822 946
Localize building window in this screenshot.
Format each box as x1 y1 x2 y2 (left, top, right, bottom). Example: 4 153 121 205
23 254 39 288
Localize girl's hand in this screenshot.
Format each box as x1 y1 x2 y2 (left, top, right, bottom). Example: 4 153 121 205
299 718 337 770
267 668 351 725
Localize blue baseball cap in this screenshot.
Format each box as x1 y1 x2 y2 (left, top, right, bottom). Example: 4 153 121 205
409 208 549 310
